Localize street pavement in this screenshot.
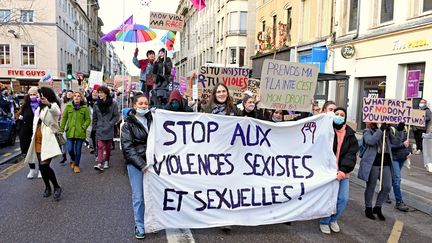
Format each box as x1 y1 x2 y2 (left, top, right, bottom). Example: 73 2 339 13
0 144 431 242
0 142 21 165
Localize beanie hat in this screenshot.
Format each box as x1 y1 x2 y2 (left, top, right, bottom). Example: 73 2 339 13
333 107 347 123
93 84 101 91
28 86 39 95
169 90 183 104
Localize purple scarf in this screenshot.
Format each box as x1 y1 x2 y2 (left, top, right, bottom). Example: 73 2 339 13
30 101 39 113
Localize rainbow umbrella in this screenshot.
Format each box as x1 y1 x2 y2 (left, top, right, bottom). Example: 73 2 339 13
115 24 157 44
160 31 177 51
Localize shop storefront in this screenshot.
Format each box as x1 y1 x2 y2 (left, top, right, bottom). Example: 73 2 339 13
0 68 47 93
331 26 432 129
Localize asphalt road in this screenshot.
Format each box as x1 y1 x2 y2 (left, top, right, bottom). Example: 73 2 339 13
0 145 431 243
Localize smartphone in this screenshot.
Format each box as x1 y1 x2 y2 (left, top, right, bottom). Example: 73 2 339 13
38 89 44 98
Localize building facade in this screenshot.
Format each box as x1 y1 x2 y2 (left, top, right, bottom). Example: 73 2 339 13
329 0 432 128
174 0 253 80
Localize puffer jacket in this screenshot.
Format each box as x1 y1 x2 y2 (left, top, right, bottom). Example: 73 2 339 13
120 110 152 171
333 125 359 173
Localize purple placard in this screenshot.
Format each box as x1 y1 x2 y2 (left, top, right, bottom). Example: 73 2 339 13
406 70 420 99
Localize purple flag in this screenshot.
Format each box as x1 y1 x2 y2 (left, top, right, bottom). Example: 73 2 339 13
190 0 206 11
100 15 133 42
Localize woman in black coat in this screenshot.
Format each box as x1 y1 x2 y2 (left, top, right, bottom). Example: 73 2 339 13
120 94 152 239
319 107 359 234
18 87 41 179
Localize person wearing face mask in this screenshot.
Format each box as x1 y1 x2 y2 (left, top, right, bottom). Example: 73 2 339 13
241 95 259 118
19 87 42 179
319 107 359 234
269 109 285 122
358 122 400 221
87 88 99 155
201 83 239 116
413 99 431 155
165 90 193 112
121 95 152 239
60 92 91 173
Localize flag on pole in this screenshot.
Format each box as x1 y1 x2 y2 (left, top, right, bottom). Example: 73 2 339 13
100 15 134 42
160 31 177 51
190 0 206 11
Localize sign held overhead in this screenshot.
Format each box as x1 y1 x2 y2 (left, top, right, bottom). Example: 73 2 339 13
150 11 184 32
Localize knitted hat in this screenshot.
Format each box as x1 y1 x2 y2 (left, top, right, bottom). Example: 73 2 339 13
169 90 183 104
28 86 39 95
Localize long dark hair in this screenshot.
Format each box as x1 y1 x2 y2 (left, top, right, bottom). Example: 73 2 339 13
210 83 235 115
22 94 31 109
39 87 60 108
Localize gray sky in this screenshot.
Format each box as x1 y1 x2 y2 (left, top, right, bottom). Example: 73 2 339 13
99 0 180 76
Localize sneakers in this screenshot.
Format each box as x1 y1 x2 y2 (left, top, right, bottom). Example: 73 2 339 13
53 187 62 201
414 150 422 155
330 221 340 233
37 171 42 178
73 166 80 173
319 224 331 234
69 161 75 170
27 169 37 179
426 163 432 173
94 164 104 171
395 202 409 212
135 226 145 239
43 188 52 197
103 161 110 169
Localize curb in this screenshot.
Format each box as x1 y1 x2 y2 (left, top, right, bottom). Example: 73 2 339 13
350 169 432 216
0 152 22 166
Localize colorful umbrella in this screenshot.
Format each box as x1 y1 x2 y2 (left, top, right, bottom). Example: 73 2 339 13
160 31 177 51
100 15 133 42
115 24 157 43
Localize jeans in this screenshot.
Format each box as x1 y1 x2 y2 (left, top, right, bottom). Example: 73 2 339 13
320 178 350 225
67 138 84 166
97 140 112 164
127 164 145 234
392 159 405 203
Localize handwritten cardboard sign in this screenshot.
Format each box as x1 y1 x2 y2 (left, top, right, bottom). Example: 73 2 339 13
149 11 184 32
259 59 318 112
198 66 252 103
362 98 426 126
248 78 261 96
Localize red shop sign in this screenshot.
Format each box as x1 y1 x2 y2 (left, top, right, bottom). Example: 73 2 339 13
7 69 46 77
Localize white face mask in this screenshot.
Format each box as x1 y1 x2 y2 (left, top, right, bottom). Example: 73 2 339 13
246 104 255 111
136 108 149 116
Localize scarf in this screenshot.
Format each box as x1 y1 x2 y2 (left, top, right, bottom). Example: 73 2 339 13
96 97 113 114
30 101 39 113
212 104 227 115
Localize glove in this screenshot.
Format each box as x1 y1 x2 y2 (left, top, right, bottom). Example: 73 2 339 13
134 48 139 56
397 122 405 131
380 123 387 131
336 171 346 181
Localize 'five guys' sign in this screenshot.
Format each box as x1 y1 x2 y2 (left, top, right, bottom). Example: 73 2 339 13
143 110 339 233
362 98 426 126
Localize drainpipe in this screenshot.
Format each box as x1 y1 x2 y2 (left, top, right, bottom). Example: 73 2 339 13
353 0 361 40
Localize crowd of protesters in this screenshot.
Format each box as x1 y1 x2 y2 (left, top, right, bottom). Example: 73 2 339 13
1 49 428 239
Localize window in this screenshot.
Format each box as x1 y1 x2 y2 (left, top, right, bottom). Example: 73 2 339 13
0 44 10 65
21 10 34 23
0 9 11 23
240 12 247 32
229 12 239 33
262 20 266 32
380 0 394 23
221 50 224 64
348 0 358 31
217 21 220 41
272 15 277 45
22 45 35 66
286 7 292 41
424 0 432 12
221 17 224 39
229 48 236 64
239 48 245 67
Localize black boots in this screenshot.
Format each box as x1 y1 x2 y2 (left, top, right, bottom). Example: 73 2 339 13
59 153 67 165
373 207 386 221
365 207 375 220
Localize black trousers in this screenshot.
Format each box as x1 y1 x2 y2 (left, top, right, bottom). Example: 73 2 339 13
414 129 425 151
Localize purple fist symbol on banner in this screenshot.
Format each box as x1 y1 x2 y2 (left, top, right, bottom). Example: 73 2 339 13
301 122 316 144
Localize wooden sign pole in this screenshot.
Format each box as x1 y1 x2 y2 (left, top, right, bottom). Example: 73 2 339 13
379 129 386 191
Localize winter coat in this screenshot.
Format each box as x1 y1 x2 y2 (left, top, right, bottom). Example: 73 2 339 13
358 128 400 182
121 111 152 171
24 103 63 164
60 102 91 140
390 127 410 161
18 104 34 154
133 56 153 82
333 125 359 173
92 98 120 140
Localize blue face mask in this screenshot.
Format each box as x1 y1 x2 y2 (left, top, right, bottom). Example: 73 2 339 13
333 116 345 125
171 101 180 111
136 108 149 116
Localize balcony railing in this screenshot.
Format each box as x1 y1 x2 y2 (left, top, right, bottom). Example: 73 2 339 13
226 30 247 36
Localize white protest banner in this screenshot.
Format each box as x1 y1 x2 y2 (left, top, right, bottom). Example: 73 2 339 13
362 98 426 126
198 66 252 103
88 70 103 88
144 110 338 233
259 60 318 112
149 11 184 32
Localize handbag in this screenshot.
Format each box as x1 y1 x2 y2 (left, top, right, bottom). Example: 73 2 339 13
41 107 66 146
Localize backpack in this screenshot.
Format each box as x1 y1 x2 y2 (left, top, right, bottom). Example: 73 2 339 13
358 137 367 158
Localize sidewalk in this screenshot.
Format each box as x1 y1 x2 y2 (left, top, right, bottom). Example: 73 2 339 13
352 133 432 215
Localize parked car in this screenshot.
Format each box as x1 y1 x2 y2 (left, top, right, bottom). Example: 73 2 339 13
0 109 16 145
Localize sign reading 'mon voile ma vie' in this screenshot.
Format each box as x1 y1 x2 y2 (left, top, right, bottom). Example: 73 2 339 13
259 59 319 112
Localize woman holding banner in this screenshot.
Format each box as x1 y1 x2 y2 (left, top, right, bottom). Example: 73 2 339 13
358 123 400 221
121 94 152 239
319 107 359 234
202 83 239 116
